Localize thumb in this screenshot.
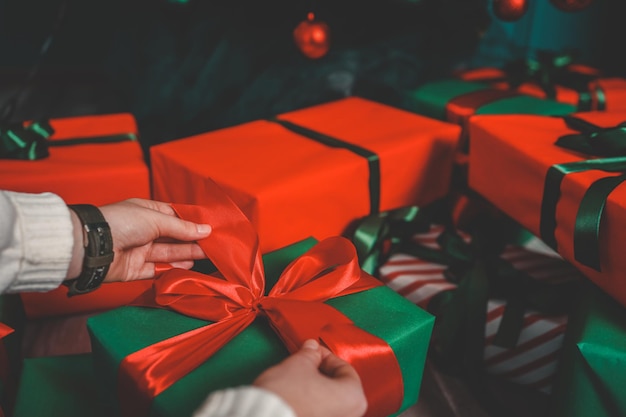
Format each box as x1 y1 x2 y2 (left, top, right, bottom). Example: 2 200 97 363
154 213 212 241
291 339 323 369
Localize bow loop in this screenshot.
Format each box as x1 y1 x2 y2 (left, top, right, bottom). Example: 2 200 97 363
557 116 626 157
270 237 363 301
351 206 430 275
171 200 265 297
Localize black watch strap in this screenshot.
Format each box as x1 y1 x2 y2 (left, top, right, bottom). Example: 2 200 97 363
65 204 114 297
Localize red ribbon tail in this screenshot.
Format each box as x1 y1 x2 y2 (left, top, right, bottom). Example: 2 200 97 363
118 313 255 417
321 323 404 417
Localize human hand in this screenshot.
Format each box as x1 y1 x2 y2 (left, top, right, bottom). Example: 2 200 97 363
68 198 211 282
253 339 367 417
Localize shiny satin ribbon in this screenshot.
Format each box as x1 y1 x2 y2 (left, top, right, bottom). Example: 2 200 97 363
540 117 626 271
266 117 381 215
118 179 403 417
0 120 53 160
351 206 429 275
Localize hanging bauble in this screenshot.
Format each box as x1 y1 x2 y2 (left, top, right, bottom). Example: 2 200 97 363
293 12 331 59
550 0 594 12
492 0 529 22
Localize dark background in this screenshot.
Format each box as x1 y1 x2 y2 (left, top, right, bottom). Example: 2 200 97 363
0 0 624 159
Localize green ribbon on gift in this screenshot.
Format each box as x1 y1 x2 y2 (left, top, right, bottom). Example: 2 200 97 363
556 116 626 157
267 117 381 215
540 116 626 271
504 50 600 111
0 121 54 160
0 119 138 161
351 206 430 275
49 132 138 146
463 50 605 111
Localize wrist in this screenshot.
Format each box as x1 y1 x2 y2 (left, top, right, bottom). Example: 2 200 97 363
67 209 85 280
64 204 115 297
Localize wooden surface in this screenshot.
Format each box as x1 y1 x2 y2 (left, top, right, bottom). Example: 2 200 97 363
22 314 550 417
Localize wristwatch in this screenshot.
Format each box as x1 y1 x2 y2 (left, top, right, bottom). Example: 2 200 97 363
65 204 114 297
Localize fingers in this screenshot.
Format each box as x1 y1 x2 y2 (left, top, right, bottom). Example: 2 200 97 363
153 213 212 242
123 198 177 216
148 242 208 263
288 339 323 369
319 350 361 382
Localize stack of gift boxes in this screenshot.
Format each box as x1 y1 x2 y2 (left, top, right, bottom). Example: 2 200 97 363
1 51 626 417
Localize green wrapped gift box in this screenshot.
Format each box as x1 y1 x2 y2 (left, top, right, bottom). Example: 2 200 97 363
88 238 435 417
548 282 626 417
13 354 98 417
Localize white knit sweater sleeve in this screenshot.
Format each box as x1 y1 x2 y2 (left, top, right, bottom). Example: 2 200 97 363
0 190 73 293
193 386 297 417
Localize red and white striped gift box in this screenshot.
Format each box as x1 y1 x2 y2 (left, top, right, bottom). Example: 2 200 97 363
379 225 580 393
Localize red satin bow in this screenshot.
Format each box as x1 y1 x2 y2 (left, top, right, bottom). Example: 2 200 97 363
118 180 404 417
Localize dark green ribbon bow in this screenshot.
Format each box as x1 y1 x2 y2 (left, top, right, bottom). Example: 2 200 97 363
504 50 599 111
0 119 139 162
541 116 626 271
556 116 626 157
350 206 431 276
0 121 54 160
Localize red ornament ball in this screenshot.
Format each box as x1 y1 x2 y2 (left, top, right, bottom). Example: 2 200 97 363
492 0 529 22
550 0 594 12
293 13 331 59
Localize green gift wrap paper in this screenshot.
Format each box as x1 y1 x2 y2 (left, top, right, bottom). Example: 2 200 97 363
548 281 626 417
88 238 435 417
13 354 98 417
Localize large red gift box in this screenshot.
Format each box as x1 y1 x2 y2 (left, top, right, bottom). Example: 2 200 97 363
151 97 461 253
0 114 153 318
468 112 626 306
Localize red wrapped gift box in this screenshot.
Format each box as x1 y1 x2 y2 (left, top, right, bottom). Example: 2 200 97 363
0 114 150 205
0 113 153 318
468 112 626 306
151 97 461 254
